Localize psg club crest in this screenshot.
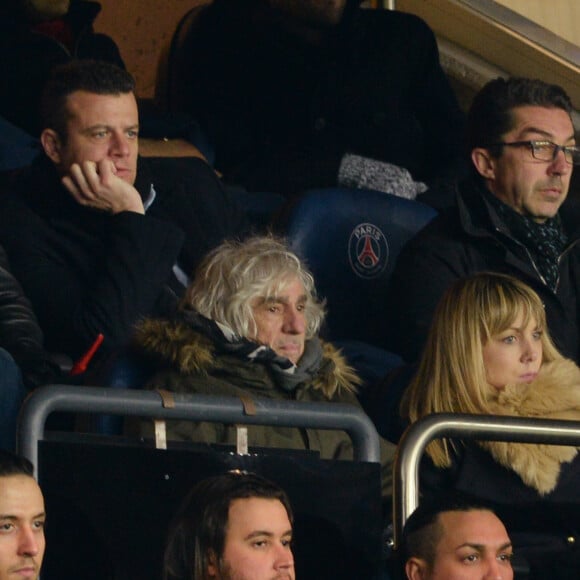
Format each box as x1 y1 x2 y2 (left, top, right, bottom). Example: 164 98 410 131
348 223 389 279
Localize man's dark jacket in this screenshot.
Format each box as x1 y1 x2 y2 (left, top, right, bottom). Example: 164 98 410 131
387 177 580 363
172 0 465 195
0 155 248 360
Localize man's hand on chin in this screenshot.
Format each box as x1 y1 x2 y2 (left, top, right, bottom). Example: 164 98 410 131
62 159 144 215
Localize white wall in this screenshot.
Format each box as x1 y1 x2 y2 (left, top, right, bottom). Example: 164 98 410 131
495 0 579 48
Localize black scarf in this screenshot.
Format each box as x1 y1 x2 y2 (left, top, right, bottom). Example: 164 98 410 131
483 190 568 291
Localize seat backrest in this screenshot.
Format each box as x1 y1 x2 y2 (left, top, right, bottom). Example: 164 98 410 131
0 115 41 173
155 2 212 114
282 188 437 347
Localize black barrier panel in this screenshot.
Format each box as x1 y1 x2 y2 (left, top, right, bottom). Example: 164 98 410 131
38 434 383 580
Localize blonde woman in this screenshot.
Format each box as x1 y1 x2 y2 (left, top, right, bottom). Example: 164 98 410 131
401 272 580 578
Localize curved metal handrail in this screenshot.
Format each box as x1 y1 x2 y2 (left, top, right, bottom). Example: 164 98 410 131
18 384 381 477
393 412 580 548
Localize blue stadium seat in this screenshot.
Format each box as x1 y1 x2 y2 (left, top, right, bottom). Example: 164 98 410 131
85 351 156 435
282 188 437 349
0 115 41 172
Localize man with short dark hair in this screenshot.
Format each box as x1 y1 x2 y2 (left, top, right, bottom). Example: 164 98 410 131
0 59 248 364
164 471 294 580
0 450 46 580
402 496 513 580
388 76 580 364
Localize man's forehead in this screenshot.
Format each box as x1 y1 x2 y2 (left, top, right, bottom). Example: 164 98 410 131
227 497 291 530
0 475 45 514
66 90 138 116
261 292 307 303
438 509 509 543
508 105 574 136
262 277 306 299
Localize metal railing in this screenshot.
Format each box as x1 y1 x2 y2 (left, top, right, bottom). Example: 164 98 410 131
18 385 381 477
393 412 580 548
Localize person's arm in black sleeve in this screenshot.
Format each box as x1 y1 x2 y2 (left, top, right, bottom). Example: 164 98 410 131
0 244 45 363
0 244 64 388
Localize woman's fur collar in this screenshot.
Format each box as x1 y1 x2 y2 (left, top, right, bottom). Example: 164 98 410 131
481 358 580 495
134 317 361 399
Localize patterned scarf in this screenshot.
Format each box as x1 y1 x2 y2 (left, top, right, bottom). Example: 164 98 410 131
483 190 568 291
178 309 325 393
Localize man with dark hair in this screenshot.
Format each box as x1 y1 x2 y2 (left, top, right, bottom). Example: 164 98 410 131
0 59 248 364
387 76 580 364
402 496 513 580
164 471 294 580
0 450 46 580
38 53 135 141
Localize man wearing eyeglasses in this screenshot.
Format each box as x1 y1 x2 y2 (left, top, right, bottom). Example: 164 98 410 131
385 76 580 366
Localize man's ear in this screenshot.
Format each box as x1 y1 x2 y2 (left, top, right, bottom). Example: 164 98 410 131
471 147 496 180
40 129 62 164
405 556 429 579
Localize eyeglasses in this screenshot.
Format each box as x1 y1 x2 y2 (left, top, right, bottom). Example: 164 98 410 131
488 140 580 165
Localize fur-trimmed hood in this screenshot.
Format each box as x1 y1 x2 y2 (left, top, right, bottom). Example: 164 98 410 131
482 358 580 495
134 316 361 400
